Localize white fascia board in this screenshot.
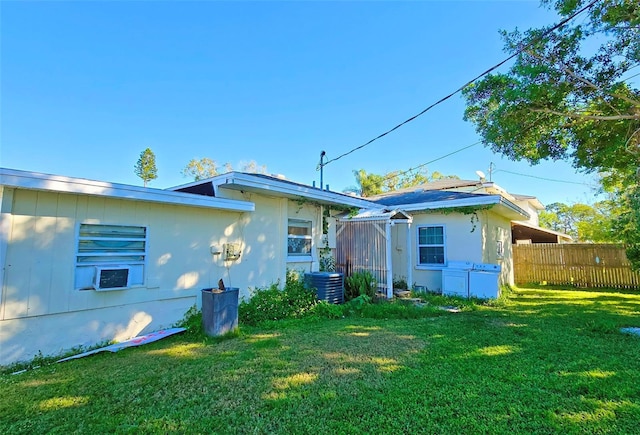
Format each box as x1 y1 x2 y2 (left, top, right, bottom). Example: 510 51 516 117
391 195 529 220
0 168 254 212
212 172 376 208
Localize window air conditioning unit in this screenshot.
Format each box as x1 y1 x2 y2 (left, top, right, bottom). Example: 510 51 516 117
93 266 131 291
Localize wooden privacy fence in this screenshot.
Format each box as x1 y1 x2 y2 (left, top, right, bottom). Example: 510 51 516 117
513 243 640 289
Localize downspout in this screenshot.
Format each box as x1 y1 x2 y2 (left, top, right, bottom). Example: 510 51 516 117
406 221 412 291
386 220 393 299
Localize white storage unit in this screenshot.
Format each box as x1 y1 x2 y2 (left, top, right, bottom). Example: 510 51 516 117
442 261 473 297
469 263 501 299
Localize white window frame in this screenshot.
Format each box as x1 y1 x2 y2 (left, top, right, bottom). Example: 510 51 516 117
287 219 313 262
417 225 446 267
75 223 148 290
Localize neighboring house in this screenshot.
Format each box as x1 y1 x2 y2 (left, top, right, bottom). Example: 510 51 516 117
364 187 529 293
0 169 370 365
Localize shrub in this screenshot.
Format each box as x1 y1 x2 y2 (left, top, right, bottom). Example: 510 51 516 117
175 305 203 335
239 270 318 325
309 301 345 319
345 270 377 301
393 277 408 290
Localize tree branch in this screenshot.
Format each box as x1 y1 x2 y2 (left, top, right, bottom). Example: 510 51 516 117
524 49 640 109
530 108 639 121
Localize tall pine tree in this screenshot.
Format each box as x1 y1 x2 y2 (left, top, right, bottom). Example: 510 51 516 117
134 148 158 187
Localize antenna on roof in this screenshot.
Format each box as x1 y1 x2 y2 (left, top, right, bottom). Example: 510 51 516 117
475 170 486 182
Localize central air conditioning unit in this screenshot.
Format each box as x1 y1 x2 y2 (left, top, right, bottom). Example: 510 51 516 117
93 266 131 291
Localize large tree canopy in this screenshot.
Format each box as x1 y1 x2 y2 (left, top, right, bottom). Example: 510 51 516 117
463 0 640 269
463 0 639 181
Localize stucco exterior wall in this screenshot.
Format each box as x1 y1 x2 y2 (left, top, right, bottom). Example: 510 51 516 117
389 210 515 291
478 210 514 285
1 187 323 365
391 212 483 292
513 200 540 226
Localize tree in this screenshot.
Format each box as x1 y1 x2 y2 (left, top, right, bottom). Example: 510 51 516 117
539 201 618 242
134 148 158 187
239 160 267 174
344 169 384 197
462 0 640 268
182 158 220 181
344 168 459 197
181 158 269 181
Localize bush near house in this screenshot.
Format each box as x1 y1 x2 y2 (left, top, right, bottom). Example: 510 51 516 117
239 270 318 325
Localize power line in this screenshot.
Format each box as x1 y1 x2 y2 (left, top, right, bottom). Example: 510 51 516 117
378 141 481 184
320 0 601 168
494 169 593 186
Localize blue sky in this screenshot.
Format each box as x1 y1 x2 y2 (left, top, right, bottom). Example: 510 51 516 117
1 1 600 206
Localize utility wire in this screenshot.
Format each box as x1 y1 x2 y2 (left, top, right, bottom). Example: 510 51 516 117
377 141 481 184
494 169 593 186
320 0 601 168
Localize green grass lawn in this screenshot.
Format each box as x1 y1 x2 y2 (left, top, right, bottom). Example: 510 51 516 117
2 287 640 434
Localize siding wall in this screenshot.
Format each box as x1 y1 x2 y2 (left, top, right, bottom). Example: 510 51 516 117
0 188 323 365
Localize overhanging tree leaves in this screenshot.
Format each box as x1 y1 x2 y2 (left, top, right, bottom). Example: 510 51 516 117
462 0 640 269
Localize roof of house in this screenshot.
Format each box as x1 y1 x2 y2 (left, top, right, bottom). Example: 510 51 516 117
341 208 412 222
0 168 255 212
171 172 376 209
369 188 529 220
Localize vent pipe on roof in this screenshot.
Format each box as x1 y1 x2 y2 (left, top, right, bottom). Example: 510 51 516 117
318 150 327 191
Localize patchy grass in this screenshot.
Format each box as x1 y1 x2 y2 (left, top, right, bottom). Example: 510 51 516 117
2 287 640 434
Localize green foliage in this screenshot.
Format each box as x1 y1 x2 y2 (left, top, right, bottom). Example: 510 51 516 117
182 158 269 181
462 0 640 268
393 276 408 290
134 148 158 186
239 270 318 325
359 300 441 319
344 168 459 197
309 301 345 319
539 201 621 242
181 157 220 181
175 305 203 336
345 270 377 301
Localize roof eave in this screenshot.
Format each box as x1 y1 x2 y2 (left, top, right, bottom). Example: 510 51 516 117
386 195 529 220
0 168 255 212
210 172 376 208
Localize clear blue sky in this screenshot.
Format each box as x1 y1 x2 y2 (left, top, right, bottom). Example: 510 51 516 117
1 1 600 206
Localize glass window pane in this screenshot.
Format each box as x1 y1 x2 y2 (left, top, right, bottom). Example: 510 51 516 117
419 247 444 264
288 237 312 255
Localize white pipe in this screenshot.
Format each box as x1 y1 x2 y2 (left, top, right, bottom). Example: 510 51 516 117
386 220 393 299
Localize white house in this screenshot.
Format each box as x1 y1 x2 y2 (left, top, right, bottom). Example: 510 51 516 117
1 168 547 366
0 168 370 366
